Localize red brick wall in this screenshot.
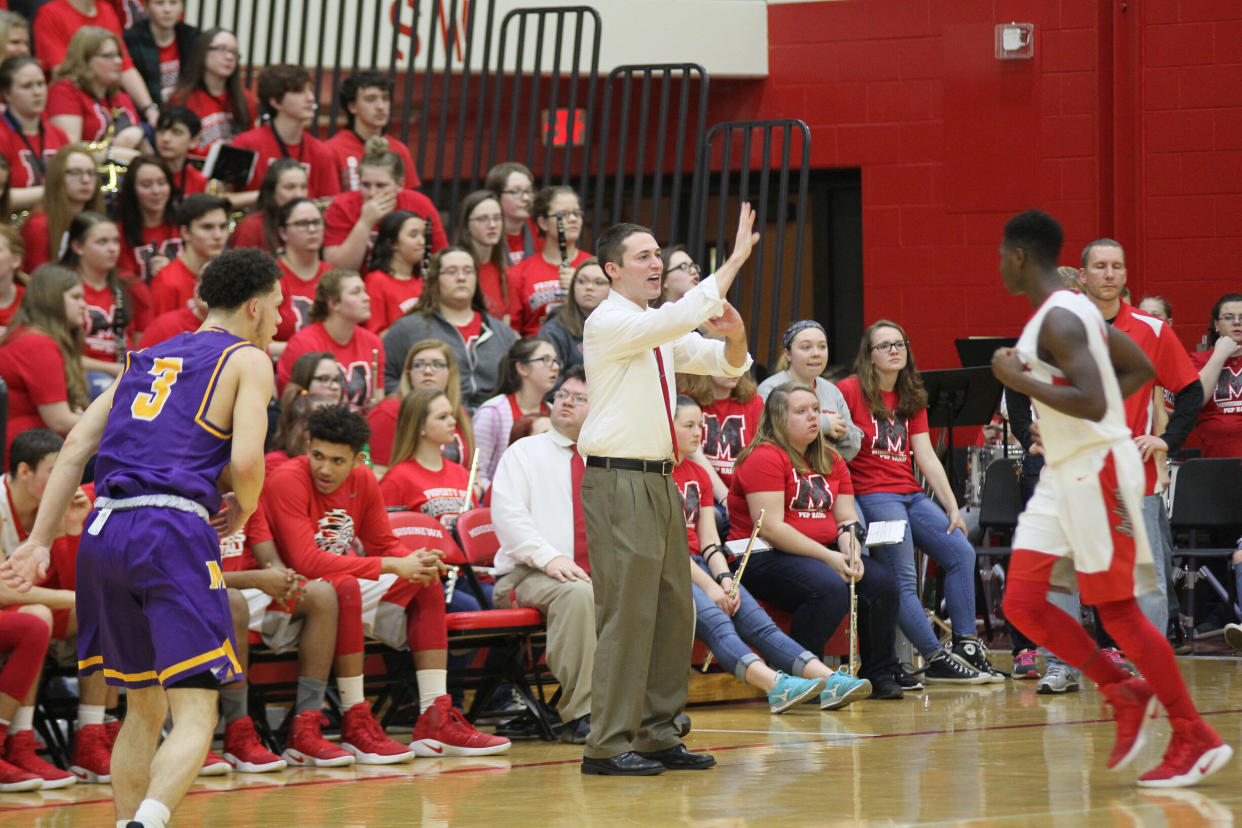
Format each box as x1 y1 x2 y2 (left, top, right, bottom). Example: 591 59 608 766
711 0 1242 367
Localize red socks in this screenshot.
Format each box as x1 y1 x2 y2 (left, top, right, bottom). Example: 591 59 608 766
0 612 50 701
331 576 365 658
1096 597 1196 720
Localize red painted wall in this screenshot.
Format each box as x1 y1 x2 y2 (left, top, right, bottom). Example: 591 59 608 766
706 0 1242 369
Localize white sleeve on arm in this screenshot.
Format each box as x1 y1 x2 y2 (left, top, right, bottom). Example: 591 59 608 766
672 331 753 378
588 275 727 359
490 445 564 571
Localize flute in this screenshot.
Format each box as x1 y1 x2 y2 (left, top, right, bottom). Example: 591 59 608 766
446 448 481 605
847 531 859 677
369 348 383 407
702 509 765 673
555 213 569 301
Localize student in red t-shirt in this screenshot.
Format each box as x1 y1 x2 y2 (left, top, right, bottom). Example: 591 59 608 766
230 158 307 254
115 155 182 282
34 0 158 121
272 197 331 347
726 382 904 699
59 212 151 392
148 193 228 316
367 338 474 473
122 0 199 106
167 28 256 158
364 209 426 335
0 226 25 339
838 320 999 683
154 106 208 197
507 185 591 337
323 138 446 272
285 352 348 408
276 268 384 409
483 161 536 267
1192 292 1242 458
138 289 203 347
0 57 69 215
20 143 104 273
379 388 471 530
672 394 871 711
0 11 31 61
451 189 510 320
0 265 88 452
46 28 147 164
326 70 419 192
230 64 340 200
679 371 763 493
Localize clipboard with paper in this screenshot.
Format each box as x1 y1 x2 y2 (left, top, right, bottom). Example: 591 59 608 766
864 520 907 547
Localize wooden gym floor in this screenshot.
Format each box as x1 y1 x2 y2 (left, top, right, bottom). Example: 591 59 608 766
3 655 1242 826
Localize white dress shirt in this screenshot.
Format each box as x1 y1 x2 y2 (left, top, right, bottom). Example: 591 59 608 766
491 427 577 576
578 275 752 461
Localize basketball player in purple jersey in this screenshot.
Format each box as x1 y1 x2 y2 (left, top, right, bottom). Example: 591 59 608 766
1 248 282 827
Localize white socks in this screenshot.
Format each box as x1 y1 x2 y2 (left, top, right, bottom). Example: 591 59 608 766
11 706 33 732
78 704 105 729
416 669 447 713
337 675 365 710
132 799 171 828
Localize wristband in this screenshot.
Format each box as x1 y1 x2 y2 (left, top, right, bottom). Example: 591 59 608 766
701 543 724 564
836 521 865 545
713 571 733 585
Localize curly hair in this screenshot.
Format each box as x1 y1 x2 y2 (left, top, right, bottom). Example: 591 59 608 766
198 248 281 311
307 404 371 453
338 70 392 130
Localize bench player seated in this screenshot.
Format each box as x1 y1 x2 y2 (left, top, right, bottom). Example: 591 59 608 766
263 405 510 758
218 500 370 769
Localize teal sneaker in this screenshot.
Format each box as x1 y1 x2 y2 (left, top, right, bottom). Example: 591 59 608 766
819 671 873 710
766 672 826 713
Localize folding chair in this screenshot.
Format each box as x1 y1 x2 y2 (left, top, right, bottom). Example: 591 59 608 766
1167 458 1242 641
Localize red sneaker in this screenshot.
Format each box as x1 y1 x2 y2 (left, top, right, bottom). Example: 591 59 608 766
199 749 232 776
410 695 511 758
0 755 41 792
4 731 76 789
1101 677 1159 770
69 724 112 783
103 719 121 749
281 710 354 768
340 702 415 764
222 717 286 773
1139 718 1233 787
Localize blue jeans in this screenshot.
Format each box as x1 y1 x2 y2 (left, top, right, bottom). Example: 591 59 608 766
690 557 815 681
857 491 976 658
739 547 899 684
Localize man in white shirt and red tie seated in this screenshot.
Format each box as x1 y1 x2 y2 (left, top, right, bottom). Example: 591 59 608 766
491 365 595 744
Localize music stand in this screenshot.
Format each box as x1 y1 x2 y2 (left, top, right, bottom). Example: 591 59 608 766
921 366 1005 499
955 337 1017 368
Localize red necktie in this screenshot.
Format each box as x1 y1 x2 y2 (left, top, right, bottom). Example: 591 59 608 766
569 443 589 573
653 347 679 461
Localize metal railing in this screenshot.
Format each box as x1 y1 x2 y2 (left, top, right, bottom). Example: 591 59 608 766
689 119 812 363
590 63 708 246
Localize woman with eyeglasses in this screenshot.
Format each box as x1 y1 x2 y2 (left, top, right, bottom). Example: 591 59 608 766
273 197 331 348
367 339 474 475
537 257 608 373
1191 293 1242 458
452 189 510 320
471 337 560 492
229 158 307 254
381 247 517 409
365 209 427 336
20 142 104 273
837 320 1001 685
47 28 148 163
168 28 257 158
0 56 69 214
507 184 591 338
115 155 181 283
287 350 348 405
656 245 701 307
758 320 864 462
484 161 537 267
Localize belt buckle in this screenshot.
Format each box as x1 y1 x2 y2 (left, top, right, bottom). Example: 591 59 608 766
659 459 673 476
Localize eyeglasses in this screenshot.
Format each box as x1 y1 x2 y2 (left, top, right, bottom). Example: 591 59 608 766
550 210 583 221
285 218 323 231
501 188 534 198
208 46 242 58
1219 315 1242 324
469 213 504 225
553 390 588 404
94 51 123 61
666 262 700 276
410 359 448 371
524 355 561 368
870 340 909 353
65 167 97 180
311 374 343 385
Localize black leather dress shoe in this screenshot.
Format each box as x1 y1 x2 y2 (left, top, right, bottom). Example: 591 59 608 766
580 751 665 776
636 743 716 770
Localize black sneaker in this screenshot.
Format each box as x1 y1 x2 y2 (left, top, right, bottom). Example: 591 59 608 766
869 677 904 700
951 637 1007 683
921 652 990 684
894 666 924 692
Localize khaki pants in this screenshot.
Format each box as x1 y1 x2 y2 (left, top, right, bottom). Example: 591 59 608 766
580 465 694 759
494 564 596 721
